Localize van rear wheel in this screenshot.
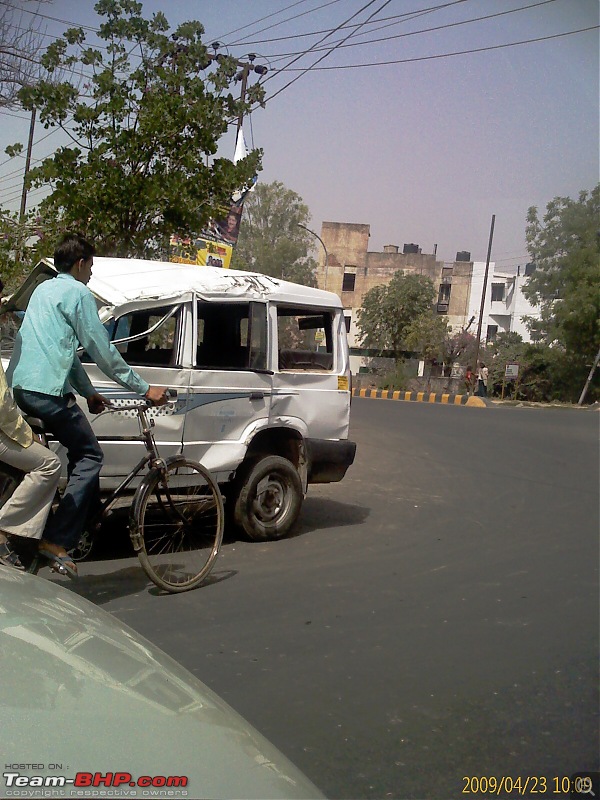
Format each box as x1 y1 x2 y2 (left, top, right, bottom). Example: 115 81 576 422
233 456 303 541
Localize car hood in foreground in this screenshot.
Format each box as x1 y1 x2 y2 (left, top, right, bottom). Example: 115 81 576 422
0 567 324 800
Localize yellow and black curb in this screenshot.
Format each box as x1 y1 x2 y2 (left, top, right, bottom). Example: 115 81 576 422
352 388 488 407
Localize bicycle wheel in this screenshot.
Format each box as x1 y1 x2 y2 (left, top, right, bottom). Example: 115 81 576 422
132 458 224 593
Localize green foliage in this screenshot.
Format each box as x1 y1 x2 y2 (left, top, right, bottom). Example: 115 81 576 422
0 207 67 290
524 185 600 358
230 181 317 286
356 272 436 359
10 0 263 258
379 360 412 392
404 312 449 366
404 313 482 373
487 334 598 403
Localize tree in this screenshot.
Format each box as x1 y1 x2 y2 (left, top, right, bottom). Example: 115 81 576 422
0 0 50 108
404 312 449 371
230 181 317 286
523 185 600 358
356 272 435 360
404 313 480 374
9 0 263 258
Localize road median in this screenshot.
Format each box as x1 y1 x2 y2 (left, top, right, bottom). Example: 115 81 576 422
352 388 487 407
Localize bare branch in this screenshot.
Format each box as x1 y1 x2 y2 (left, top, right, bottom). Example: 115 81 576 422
0 0 51 107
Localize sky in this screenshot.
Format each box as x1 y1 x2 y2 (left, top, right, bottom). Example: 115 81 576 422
0 0 598 269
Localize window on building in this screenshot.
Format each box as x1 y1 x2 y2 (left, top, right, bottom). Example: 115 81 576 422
486 325 499 342
438 283 451 304
342 272 356 292
344 315 351 333
491 283 505 302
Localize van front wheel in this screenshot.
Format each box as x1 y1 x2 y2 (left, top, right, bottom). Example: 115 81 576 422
233 456 303 541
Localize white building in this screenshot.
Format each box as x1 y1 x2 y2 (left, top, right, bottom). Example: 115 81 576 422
467 262 539 343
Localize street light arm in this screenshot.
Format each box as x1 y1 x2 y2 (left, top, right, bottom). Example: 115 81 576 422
296 222 329 290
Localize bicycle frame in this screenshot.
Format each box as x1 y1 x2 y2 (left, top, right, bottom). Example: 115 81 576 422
87 402 168 529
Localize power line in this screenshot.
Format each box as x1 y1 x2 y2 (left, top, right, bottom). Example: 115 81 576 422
271 26 599 72
262 0 559 59
264 0 396 100
223 0 347 46
0 1 100 34
228 0 469 47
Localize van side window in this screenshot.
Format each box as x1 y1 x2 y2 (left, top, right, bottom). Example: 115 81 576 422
277 308 334 372
100 305 180 367
195 302 267 371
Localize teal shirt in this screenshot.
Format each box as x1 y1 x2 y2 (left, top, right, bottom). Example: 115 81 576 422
8 273 150 398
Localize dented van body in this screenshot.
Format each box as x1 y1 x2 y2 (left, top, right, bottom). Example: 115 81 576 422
4 257 356 540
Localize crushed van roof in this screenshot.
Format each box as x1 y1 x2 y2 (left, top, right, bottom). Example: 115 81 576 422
86 257 342 309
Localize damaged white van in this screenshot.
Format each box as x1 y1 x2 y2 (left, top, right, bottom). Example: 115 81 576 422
3 258 356 541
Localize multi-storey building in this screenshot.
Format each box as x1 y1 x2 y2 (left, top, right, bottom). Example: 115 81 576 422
314 221 538 372
467 263 538 343
316 221 472 347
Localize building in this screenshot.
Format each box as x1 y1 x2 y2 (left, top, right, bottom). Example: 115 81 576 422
314 222 539 366
467 262 538 343
316 221 473 340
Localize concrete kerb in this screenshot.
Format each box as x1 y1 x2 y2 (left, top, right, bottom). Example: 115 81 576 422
352 388 488 407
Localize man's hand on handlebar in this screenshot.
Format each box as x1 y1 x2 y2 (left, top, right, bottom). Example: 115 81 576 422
145 386 169 406
87 393 111 414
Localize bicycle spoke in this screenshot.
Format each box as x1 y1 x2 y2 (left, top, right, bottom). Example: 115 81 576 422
134 460 224 592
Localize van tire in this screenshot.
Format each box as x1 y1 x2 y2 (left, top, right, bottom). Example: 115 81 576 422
233 455 303 541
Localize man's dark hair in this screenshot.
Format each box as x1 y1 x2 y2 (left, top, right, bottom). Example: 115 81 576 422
54 233 95 273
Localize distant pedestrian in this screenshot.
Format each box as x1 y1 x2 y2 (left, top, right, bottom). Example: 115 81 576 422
476 363 489 397
465 366 474 395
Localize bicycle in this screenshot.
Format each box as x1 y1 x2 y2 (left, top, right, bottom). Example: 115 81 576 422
1 396 224 593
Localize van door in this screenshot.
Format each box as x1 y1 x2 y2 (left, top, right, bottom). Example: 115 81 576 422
183 299 272 479
81 302 192 486
271 305 351 441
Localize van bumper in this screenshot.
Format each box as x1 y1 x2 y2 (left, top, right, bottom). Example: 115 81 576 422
306 438 357 484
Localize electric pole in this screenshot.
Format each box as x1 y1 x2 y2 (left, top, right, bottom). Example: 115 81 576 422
473 214 496 370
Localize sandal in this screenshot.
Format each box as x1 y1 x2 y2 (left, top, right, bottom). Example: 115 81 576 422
0 540 25 570
38 548 78 579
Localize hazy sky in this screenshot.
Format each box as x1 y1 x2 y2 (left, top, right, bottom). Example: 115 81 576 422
1 0 598 268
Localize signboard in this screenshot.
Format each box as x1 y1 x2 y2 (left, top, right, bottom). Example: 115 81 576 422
169 234 233 269
505 363 519 379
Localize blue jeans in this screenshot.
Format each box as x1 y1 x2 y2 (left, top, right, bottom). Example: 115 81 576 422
14 389 103 550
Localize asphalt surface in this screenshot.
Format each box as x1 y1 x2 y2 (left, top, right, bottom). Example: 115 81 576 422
62 398 599 799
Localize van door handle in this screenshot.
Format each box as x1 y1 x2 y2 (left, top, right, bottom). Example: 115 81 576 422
249 392 264 400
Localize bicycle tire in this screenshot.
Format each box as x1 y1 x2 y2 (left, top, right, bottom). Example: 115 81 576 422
132 458 224 593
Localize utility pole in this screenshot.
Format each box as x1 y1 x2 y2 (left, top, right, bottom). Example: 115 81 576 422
578 346 600 405
232 53 267 138
473 214 496 370
15 106 36 267
19 107 36 220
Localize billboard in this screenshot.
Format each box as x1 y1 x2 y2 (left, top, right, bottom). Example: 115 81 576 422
169 234 233 269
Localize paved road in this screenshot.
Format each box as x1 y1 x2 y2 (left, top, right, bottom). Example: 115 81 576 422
67 399 599 799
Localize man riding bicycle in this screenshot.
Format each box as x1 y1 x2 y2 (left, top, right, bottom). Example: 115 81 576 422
8 233 167 577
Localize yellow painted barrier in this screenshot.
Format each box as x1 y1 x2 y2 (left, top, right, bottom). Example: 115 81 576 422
351 388 486 407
